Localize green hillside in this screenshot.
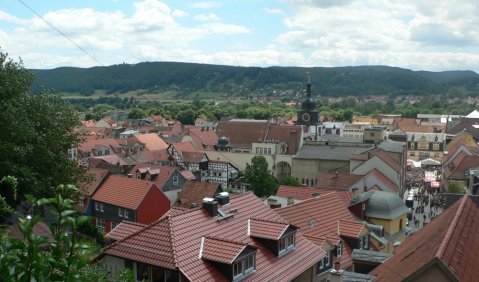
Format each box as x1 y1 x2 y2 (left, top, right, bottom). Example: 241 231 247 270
30 62 479 98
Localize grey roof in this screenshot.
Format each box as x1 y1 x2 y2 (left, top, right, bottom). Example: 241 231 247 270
377 139 405 153
351 249 391 264
317 135 363 143
365 191 409 220
295 143 373 160
343 271 375 282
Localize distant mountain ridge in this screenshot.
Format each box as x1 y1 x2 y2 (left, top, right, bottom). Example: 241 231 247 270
30 62 479 98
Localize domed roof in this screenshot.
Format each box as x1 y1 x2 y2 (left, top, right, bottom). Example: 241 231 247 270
365 191 408 220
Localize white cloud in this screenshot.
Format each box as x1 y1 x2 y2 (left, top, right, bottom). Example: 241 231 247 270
201 22 250 35
190 2 222 9
264 8 285 16
287 0 356 8
194 13 220 22
172 10 189 18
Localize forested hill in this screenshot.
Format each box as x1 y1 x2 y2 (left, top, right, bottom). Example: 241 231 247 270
30 62 479 97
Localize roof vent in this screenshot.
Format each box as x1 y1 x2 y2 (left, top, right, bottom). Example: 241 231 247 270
202 197 218 217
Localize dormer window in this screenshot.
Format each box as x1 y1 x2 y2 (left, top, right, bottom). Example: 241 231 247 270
233 254 255 281
146 174 151 181
278 233 295 256
136 172 141 179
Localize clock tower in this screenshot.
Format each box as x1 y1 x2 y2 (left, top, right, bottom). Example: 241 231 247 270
295 73 319 126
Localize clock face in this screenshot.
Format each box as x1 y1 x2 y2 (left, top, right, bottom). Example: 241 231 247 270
301 112 311 122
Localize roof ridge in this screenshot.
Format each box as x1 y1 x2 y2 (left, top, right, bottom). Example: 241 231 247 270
435 195 468 259
250 217 288 225
166 215 180 268
203 235 248 246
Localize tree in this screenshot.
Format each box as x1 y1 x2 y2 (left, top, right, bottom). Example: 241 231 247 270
280 176 301 187
0 51 86 200
176 109 196 125
244 156 278 197
0 183 108 281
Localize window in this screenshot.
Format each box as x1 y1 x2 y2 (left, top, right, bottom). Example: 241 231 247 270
324 251 330 267
95 202 100 211
256 147 259 154
146 174 151 181
418 141 429 150
279 233 295 256
337 241 343 257
233 255 255 280
100 203 104 212
364 236 369 249
173 176 179 186
267 148 271 155
136 172 141 179
124 209 129 219
409 151 416 157
96 218 105 230
409 143 415 150
118 208 123 217
78 198 84 207
433 143 440 150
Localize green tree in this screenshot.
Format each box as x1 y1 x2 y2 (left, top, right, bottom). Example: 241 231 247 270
176 109 196 125
244 156 278 197
0 51 86 200
280 176 301 187
0 183 107 281
128 107 146 119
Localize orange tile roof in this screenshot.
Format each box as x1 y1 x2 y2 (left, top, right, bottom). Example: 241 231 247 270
201 237 249 264
187 127 219 151
172 141 198 153
130 164 180 190
92 175 159 210
249 218 289 240
106 221 147 241
103 192 325 282
134 133 168 151
370 195 479 282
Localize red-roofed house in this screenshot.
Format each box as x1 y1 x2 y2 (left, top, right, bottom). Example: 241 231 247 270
444 153 479 192
134 133 169 151
91 175 170 232
369 195 479 282
276 191 369 280
100 192 325 282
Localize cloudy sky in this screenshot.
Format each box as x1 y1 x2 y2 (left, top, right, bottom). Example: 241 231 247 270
1 0 479 72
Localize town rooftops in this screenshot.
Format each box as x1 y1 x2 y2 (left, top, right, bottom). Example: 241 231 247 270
316 172 364 190
91 175 159 210
295 143 373 161
176 180 222 208
133 133 168 151
369 195 479 282
102 192 324 282
106 221 147 241
275 185 327 200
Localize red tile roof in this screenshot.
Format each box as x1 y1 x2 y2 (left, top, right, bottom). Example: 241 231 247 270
130 164 180 190
444 154 479 180
92 175 159 210
267 125 303 155
182 151 206 163
176 181 222 208
78 138 121 153
375 150 401 172
201 237 249 264
249 218 289 240
103 192 325 282
316 172 364 190
106 221 147 241
171 141 198 154
133 149 170 163
216 120 268 149
338 219 366 238
78 167 109 196
363 168 399 193
187 127 219 151
370 195 479 282
275 191 359 268
275 185 333 200
134 133 168 151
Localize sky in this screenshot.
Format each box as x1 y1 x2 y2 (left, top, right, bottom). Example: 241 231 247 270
1 0 479 72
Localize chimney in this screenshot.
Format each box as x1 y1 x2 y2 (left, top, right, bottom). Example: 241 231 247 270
363 185 368 192
334 171 339 179
287 197 298 205
351 187 359 198
215 192 230 205
312 193 321 199
329 261 344 282
202 197 218 217
127 173 132 178
191 202 198 208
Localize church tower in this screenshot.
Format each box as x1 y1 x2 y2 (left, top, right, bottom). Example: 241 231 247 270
295 73 319 126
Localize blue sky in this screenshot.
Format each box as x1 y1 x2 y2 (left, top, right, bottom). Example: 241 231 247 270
1 0 479 72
